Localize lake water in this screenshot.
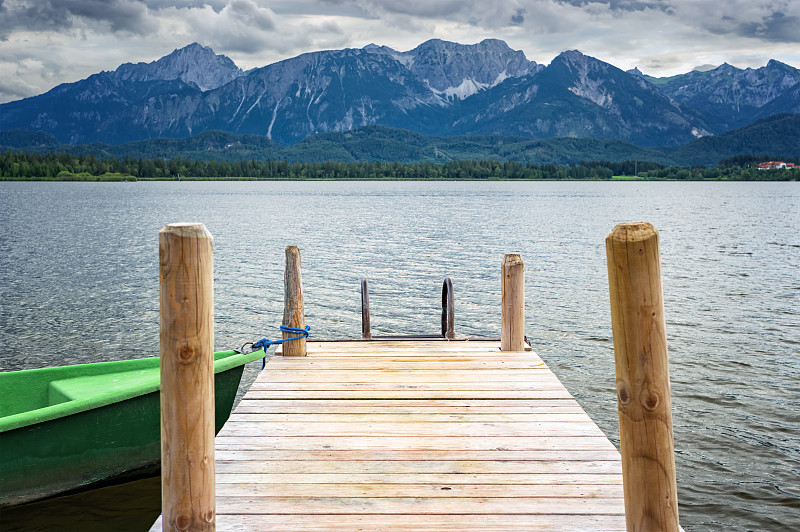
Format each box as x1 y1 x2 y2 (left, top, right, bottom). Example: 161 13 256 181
1 180 798 530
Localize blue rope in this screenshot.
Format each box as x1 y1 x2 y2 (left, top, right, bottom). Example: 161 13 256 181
252 325 311 368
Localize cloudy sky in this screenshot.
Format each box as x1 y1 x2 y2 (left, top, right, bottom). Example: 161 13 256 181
1 0 799 103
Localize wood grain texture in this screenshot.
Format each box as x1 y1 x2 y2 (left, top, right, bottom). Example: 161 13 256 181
212 449 621 461
501 254 525 351
606 223 679 532
212 514 627 531
282 245 306 356
159 223 215 531
160 514 631 532
243 389 574 400
205 340 629 530
228 399 587 414
214 434 619 451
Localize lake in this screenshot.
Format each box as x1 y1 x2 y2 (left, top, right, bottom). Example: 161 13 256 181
1 180 798 530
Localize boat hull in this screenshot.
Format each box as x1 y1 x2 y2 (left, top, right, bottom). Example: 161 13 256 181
0 351 262 507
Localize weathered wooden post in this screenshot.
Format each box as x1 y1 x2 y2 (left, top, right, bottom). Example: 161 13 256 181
500 254 525 351
361 278 372 340
606 222 680 532
282 245 307 356
159 223 215 532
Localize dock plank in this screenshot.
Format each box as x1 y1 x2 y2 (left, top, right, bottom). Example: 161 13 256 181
212 449 621 461
215 496 625 514
214 473 623 486
212 340 627 530
226 413 594 422
230 401 587 414
244 385 572 400
213 435 618 451
213 514 626 531
213 483 622 498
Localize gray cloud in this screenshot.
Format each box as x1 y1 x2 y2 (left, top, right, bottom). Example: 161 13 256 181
172 0 350 57
4 0 796 47
229 0 276 29
0 1 64 38
0 0 157 38
353 0 469 18
346 0 800 44
701 4 800 44
737 11 800 42
556 0 671 11
269 0 376 18
147 0 227 9
317 0 536 28
0 73 39 102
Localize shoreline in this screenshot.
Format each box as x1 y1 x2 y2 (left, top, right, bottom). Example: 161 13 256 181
2 176 798 182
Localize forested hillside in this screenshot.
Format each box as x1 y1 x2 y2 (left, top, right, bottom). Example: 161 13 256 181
2 151 797 181
3 113 799 167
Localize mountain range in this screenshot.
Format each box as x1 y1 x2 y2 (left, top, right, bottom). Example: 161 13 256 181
1 40 798 150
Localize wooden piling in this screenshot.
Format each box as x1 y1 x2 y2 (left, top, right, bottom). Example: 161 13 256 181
361 278 371 340
159 223 215 532
606 222 679 532
500 254 525 351
282 245 307 356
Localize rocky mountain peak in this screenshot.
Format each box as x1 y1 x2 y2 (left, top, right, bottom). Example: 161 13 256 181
761 59 799 79
114 42 243 91
400 38 537 99
412 38 512 54
552 50 625 91
557 49 584 59
362 43 387 52
714 62 738 74
548 51 632 110
477 38 515 50
553 50 603 69
766 59 788 69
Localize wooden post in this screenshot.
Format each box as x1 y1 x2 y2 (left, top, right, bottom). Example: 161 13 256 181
159 223 215 532
500 254 525 351
282 245 306 356
606 222 679 532
361 278 371 340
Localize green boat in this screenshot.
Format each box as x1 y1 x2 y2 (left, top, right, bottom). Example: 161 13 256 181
0 349 265 508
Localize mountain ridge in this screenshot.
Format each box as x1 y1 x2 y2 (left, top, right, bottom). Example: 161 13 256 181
1 40 797 148
641 59 800 131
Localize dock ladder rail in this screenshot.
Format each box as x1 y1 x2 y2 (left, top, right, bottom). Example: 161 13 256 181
360 277 455 340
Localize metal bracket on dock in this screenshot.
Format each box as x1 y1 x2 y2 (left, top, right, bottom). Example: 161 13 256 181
441 278 455 339
361 277 455 340
361 278 371 340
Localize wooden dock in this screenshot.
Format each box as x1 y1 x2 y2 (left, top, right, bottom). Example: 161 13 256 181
154 229 681 531
210 339 626 531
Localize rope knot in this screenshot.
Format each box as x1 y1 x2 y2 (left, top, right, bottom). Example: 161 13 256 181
250 325 311 368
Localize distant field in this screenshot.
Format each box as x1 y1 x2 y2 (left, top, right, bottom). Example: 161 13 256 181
611 175 642 180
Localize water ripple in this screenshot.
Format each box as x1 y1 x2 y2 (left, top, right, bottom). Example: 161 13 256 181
1 180 799 531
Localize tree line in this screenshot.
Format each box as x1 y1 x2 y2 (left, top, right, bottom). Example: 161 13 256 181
1 151 797 181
